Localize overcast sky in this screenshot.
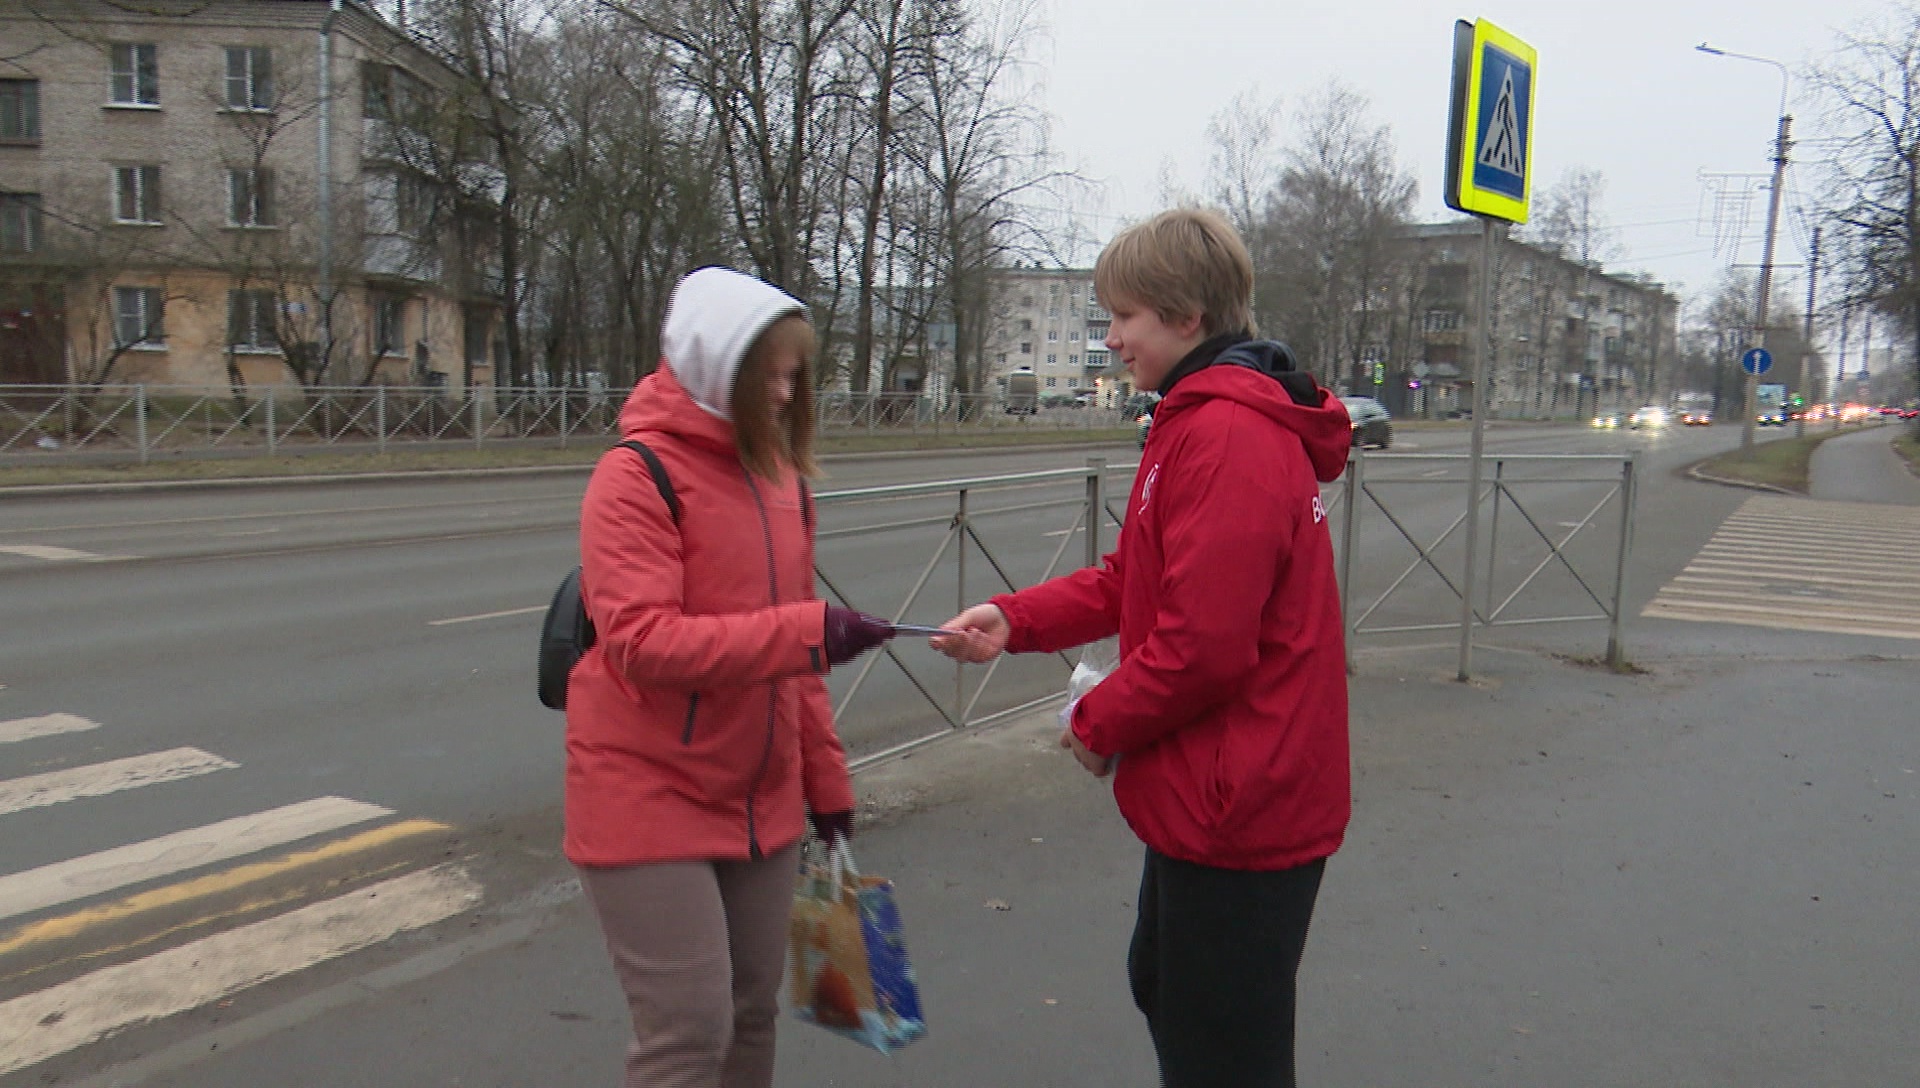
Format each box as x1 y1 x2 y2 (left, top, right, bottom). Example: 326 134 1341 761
1031 0 1901 310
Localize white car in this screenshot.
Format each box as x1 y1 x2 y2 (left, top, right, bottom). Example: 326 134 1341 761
1628 406 1669 429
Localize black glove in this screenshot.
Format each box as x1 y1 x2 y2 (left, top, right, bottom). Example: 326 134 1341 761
810 809 854 843
823 607 892 666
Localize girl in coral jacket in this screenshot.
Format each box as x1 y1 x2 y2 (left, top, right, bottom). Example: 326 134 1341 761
565 267 891 1088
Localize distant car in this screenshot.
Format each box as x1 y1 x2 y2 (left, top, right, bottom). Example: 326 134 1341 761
1338 396 1393 449
1681 411 1713 426
1756 410 1789 427
1628 406 1670 429
1591 413 1623 429
1136 411 1152 449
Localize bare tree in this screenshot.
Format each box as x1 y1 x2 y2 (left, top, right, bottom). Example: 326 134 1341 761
1811 1 1920 427
1258 83 1418 392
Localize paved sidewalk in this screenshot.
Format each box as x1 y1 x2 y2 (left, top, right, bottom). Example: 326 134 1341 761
1809 424 1920 505
77 628 1919 1088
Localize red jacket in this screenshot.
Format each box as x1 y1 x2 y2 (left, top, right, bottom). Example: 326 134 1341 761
995 349 1352 871
564 319 852 868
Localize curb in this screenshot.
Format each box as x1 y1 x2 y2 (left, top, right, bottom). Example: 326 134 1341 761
1683 461 1801 496
0 440 1140 499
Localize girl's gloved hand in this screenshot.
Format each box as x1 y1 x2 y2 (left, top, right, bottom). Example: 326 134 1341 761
823 607 892 666
809 809 854 843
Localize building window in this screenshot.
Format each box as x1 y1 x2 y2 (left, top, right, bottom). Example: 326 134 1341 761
1047 330 1058 342
1019 317 1032 331
1068 353 1079 366
111 44 160 106
0 193 42 253
224 46 273 111
1046 354 1057 365
1048 306 1059 318
227 168 274 226
1068 330 1079 341
0 80 41 143
1019 342 1031 355
114 165 162 224
228 289 279 350
1066 378 1078 389
1423 309 1461 333
1045 376 1057 388
114 286 165 347
373 293 406 355
996 352 1007 364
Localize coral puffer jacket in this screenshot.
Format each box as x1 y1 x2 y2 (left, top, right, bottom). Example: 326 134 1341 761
564 275 853 867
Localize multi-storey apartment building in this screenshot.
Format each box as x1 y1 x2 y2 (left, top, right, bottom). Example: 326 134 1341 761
1398 221 1679 419
0 0 499 390
982 265 1127 408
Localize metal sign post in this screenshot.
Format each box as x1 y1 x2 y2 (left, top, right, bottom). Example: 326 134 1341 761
1445 17 1536 681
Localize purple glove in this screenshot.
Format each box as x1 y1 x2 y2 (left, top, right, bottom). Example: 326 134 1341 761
810 809 854 843
823 607 892 666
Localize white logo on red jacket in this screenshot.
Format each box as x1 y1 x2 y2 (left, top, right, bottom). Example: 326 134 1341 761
1311 495 1327 524
1139 463 1160 514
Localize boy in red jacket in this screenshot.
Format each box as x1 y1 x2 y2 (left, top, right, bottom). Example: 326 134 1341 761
934 208 1353 1088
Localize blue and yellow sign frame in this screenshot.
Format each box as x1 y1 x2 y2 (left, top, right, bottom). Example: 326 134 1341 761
1445 18 1536 223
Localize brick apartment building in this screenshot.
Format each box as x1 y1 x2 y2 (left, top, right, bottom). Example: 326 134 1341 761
0 0 500 390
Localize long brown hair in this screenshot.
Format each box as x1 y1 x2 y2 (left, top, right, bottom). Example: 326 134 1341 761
731 314 818 479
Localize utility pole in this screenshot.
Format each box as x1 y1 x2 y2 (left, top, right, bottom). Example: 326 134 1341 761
1797 223 1820 434
1742 113 1791 455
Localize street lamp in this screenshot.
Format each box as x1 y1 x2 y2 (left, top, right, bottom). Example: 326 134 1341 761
1697 42 1792 455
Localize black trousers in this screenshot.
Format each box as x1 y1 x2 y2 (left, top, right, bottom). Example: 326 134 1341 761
1127 848 1326 1088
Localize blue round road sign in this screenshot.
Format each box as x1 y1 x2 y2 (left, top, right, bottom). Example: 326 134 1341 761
1741 348 1773 375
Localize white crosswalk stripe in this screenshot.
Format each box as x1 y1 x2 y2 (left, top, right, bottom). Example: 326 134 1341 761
0 714 100 745
0 863 480 1076
0 796 392 923
0 748 238 817
0 716 474 1077
1643 494 1920 640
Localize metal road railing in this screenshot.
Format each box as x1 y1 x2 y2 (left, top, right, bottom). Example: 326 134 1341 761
818 459 1133 769
0 383 1135 464
1337 452 1638 673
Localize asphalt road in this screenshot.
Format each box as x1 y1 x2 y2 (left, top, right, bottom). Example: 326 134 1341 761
1 419 1905 1084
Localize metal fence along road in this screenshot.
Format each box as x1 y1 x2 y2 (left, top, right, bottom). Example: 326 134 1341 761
1337 452 1638 671
0 384 1137 464
818 452 1638 765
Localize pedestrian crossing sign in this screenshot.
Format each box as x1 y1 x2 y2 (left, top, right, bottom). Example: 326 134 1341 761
1446 18 1536 223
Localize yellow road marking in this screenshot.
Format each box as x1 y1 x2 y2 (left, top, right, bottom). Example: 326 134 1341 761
0 818 447 958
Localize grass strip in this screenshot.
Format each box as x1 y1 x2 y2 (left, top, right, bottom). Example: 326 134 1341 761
1694 434 1826 494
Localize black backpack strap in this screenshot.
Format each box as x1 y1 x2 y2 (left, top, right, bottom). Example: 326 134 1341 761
614 439 681 525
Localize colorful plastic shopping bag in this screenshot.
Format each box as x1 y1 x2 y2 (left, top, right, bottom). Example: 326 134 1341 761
788 839 926 1053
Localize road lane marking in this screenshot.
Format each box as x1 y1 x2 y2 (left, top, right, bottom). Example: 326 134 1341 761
0 749 238 817
0 863 481 1077
0 818 447 959
0 545 129 563
0 714 100 746
427 605 546 627
0 797 394 924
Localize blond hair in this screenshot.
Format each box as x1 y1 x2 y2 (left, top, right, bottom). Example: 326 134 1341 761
731 314 819 480
1094 207 1256 338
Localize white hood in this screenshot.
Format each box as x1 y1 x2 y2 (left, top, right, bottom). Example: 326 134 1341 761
660 267 807 421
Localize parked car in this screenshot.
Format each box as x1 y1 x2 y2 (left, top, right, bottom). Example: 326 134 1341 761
1338 396 1393 449
1681 411 1713 426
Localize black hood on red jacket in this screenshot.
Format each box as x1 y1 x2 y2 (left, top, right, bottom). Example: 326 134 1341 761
1153 331 1352 483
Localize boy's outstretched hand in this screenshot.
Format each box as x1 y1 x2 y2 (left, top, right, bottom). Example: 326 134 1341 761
929 603 1009 663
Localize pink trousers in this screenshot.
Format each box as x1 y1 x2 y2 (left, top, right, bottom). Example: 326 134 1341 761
576 844 800 1088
